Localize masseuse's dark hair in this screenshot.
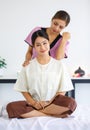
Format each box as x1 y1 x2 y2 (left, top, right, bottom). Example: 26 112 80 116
52 10 70 26
31 30 49 45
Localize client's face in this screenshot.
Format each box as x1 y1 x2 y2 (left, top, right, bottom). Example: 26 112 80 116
34 36 50 56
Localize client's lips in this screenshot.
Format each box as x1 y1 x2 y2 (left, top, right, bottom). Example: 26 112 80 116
40 50 46 53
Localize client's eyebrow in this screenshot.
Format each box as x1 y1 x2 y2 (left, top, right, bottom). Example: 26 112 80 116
36 40 47 45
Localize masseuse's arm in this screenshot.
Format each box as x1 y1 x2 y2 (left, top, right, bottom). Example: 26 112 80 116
56 32 70 60
22 46 32 66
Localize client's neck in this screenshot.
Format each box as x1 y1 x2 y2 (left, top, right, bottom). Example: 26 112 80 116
36 55 51 65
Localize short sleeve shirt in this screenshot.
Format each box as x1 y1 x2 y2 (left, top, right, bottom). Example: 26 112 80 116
14 58 73 101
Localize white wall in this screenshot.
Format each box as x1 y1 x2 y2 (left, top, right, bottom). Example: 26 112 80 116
0 0 90 106
0 83 24 106
0 0 90 76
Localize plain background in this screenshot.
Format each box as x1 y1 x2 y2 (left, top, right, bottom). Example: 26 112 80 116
0 0 90 106
0 0 90 76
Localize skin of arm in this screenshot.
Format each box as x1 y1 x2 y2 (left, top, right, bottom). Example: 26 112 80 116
22 92 36 106
22 91 66 109
23 46 32 66
22 92 44 110
56 32 71 60
22 92 52 109
23 32 70 66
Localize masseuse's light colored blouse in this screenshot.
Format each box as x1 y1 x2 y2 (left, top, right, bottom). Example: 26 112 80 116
14 58 73 101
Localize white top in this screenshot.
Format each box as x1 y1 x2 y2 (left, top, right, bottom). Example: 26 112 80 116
14 58 73 101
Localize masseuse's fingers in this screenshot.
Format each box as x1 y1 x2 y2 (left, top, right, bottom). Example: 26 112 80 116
22 60 30 67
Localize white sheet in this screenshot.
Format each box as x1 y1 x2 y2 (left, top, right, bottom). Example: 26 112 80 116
0 104 90 130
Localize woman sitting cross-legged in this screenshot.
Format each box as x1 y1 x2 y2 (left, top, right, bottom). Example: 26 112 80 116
6 30 77 118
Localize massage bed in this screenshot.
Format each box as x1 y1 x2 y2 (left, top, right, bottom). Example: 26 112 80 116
0 103 90 130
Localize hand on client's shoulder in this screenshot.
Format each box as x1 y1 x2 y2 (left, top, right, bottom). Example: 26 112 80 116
22 60 30 67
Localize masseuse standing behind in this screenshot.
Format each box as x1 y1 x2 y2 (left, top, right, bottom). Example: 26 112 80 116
23 10 71 66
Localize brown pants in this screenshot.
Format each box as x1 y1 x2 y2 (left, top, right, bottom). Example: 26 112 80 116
6 95 77 118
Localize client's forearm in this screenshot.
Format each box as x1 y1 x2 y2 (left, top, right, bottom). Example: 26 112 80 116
22 92 35 106
22 92 43 110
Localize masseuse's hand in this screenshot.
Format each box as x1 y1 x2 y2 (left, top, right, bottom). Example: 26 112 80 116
22 60 30 67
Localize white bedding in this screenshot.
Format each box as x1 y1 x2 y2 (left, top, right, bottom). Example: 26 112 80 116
0 104 90 130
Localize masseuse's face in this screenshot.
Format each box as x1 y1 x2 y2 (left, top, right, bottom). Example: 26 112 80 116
34 36 50 56
50 19 66 34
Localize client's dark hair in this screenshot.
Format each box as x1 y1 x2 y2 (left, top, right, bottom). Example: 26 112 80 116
31 30 49 45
